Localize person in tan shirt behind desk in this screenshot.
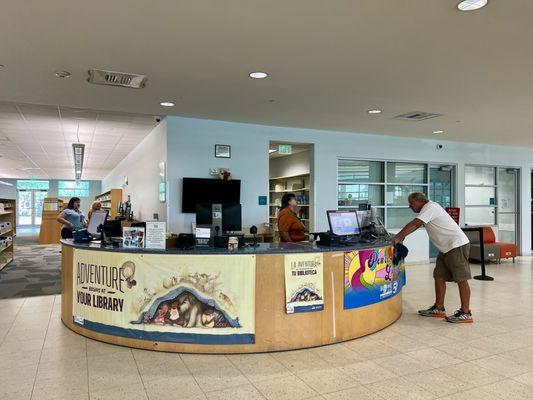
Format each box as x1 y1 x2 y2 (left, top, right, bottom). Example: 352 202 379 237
277 193 308 242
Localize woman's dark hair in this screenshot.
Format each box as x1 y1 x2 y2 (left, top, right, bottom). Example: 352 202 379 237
281 193 296 208
66 197 81 209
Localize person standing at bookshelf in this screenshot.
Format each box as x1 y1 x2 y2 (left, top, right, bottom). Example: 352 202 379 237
278 193 308 242
57 197 85 239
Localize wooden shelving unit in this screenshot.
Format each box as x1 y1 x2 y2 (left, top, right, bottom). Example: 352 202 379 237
95 189 122 219
268 173 312 238
0 198 15 271
38 198 64 245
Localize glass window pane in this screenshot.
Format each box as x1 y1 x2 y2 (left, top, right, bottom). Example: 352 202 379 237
498 213 516 244
387 162 426 184
386 208 416 229
497 169 517 212
338 160 384 183
465 187 496 206
465 166 495 185
465 207 496 226
16 180 50 190
338 184 383 207
386 185 427 206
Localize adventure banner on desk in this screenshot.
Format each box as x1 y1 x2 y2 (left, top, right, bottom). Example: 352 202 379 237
344 246 405 310
284 253 324 313
72 249 256 345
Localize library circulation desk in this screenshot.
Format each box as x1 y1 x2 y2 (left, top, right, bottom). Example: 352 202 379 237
61 239 405 354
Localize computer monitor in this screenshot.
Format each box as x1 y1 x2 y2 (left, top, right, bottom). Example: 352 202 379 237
88 210 109 236
222 203 242 232
327 210 361 237
130 222 146 229
103 219 122 237
195 203 213 226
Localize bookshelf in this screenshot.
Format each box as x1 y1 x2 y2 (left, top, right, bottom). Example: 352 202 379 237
95 189 122 218
0 198 15 271
268 173 312 238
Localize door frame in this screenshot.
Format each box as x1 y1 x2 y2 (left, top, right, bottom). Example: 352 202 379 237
17 189 48 226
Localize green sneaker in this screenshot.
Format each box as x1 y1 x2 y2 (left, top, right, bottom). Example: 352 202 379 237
418 304 446 318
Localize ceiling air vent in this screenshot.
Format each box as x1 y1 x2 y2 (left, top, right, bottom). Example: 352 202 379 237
87 68 147 89
393 111 442 121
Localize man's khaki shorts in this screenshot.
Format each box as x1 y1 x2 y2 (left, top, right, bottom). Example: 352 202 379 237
434 244 471 283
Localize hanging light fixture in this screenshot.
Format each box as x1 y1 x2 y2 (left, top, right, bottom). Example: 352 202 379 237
72 143 85 181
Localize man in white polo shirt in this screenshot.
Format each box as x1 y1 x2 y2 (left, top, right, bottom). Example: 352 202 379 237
393 192 472 323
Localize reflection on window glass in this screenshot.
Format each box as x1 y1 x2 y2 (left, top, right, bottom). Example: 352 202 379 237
338 184 383 206
58 181 90 197
387 162 426 184
465 166 495 186
465 207 496 226
16 180 50 190
338 160 383 183
465 187 496 206
387 208 417 229
386 185 426 206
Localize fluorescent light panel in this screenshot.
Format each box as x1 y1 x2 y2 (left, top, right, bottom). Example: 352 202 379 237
72 143 85 180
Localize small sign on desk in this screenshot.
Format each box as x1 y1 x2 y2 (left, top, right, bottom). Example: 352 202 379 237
145 221 166 249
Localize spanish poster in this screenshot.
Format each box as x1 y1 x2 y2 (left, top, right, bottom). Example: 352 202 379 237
72 249 256 344
284 253 324 313
344 246 405 310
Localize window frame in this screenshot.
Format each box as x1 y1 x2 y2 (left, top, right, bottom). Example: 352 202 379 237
337 158 457 229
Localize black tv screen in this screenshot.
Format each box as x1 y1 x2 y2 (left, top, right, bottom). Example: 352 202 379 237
182 178 241 213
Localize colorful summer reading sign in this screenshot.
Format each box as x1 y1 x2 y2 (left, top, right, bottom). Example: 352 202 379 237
72 249 256 344
284 253 324 313
344 246 405 309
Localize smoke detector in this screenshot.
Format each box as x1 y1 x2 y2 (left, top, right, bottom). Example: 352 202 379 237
87 68 147 89
393 111 442 121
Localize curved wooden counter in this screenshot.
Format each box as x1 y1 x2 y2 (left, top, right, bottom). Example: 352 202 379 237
61 240 403 353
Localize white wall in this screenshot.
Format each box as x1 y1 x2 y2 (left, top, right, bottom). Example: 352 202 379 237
269 151 311 179
165 116 533 262
102 120 167 222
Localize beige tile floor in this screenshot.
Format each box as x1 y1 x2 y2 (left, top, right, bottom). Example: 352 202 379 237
2 258 533 400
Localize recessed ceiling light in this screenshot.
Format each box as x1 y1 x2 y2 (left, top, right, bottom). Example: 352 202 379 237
457 0 488 11
367 109 382 114
160 102 175 107
55 70 71 78
433 130 445 134
249 72 268 79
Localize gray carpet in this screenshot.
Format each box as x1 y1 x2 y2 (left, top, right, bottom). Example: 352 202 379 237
0 235 61 299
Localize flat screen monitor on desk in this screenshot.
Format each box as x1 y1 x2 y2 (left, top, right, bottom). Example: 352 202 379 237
222 203 242 232
103 219 123 238
327 210 361 237
195 203 242 233
87 210 109 236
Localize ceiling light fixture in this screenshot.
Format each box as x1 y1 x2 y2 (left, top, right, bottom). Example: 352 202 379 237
457 0 488 11
160 102 175 107
55 70 71 78
367 109 382 114
72 143 85 180
433 130 445 134
249 71 268 79
269 149 278 154
0 181 13 186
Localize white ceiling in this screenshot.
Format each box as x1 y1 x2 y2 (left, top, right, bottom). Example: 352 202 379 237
1 0 533 152
0 102 157 179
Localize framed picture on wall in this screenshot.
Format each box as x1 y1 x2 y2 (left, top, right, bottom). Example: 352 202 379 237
215 144 231 158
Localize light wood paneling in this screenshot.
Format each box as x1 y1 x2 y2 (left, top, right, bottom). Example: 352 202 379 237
61 245 402 353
